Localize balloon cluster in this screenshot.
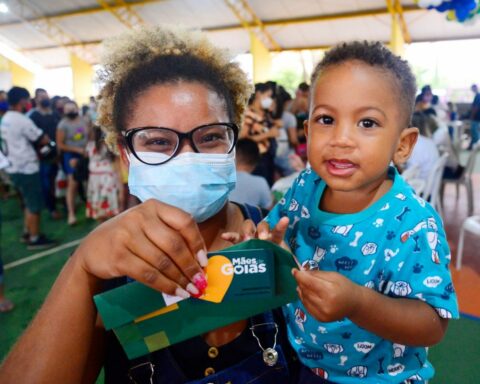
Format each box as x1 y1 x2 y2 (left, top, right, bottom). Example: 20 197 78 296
415 0 480 23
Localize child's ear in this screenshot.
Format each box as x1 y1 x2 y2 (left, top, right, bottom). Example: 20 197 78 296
393 127 418 165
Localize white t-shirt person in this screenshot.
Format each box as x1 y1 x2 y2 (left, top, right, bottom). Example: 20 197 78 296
0 111 43 174
405 134 439 180
229 171 272 209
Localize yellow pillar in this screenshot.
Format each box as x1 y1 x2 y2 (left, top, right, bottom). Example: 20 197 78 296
250 32 272 83
70 54 94 106
390 13 405 56
0 55 35 93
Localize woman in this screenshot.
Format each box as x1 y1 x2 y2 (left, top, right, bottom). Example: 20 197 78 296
272 86 298 177
0 26 297 383
56 100 89 225
241 83 281 186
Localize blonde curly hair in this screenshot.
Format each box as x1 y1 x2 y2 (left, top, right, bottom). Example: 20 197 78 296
97 25 252 151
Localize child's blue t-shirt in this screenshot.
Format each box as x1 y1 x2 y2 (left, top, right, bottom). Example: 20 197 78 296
265 167 459 383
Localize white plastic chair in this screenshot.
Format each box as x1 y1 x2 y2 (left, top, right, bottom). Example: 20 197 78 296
456 215 480 270
402 165 426 195
420 153 449 216
442 144 479 216
402 164 420 181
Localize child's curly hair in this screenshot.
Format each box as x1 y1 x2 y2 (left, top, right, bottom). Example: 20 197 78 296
311 41 417 127
97 25 252 151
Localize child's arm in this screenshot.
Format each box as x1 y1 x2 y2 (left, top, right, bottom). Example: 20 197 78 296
294 269 448 346
259 216 450 347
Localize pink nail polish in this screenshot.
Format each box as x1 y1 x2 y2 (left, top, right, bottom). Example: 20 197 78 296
193 272 208 292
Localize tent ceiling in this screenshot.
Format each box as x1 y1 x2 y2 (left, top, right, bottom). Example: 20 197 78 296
0 0 479 68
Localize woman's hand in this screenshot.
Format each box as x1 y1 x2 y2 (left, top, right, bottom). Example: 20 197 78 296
73 199 208 298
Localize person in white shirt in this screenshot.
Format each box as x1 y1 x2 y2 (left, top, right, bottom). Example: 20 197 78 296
431 111 464 178
0 87 55 250
405 112 440 181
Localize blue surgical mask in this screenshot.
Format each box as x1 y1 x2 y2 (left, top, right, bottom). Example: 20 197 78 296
128 151 236 223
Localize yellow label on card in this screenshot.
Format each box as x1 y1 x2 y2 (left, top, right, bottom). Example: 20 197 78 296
201 255 234 303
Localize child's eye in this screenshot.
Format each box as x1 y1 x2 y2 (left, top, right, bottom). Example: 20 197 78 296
359 119 378 128
316 115 334 125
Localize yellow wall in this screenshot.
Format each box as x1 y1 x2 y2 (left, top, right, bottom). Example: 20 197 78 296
70 54 94 106
0 55 35 93
250 32 272 83
0 55 9 71
10 61 35 93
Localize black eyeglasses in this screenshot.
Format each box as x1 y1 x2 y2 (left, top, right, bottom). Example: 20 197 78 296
123 122 238 165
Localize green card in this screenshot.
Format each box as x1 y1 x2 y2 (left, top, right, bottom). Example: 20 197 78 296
94 239 299 359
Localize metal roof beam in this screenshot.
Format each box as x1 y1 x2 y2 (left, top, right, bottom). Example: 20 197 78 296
96 0 145 29
1 4 422 31
394 0 412 43
6 0 96 63
0 0 162 28
205 5 422 32
223 0 281 51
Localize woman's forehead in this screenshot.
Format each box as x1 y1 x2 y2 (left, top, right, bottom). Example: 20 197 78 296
127 82 228 131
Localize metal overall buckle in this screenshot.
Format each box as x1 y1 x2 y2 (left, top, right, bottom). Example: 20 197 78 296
249 322 279 367
128 361 155 384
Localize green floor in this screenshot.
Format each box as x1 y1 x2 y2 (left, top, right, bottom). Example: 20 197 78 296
0 195 97 357
1 196 479 383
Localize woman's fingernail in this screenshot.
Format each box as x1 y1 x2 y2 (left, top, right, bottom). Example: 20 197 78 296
243 234 252 241
197 250 208 267
193 272 208 291
186 283 200 296
259 231 268 240
175 287 191 299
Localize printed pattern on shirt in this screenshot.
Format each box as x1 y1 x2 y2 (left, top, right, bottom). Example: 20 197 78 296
266 167 458 383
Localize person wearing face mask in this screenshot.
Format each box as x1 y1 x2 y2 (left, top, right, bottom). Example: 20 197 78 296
241 83 281 186
29 88 61 219
56 100 88 225
0 26 299 384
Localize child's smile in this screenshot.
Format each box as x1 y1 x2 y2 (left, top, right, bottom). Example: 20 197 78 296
325 158 358 177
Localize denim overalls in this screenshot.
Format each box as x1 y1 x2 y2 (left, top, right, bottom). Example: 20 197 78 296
126 312 292 384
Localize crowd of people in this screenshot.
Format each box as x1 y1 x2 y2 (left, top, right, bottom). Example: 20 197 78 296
0 24 476 383
0 87 124 312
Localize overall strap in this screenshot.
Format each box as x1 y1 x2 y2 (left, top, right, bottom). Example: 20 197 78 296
236 202 266 225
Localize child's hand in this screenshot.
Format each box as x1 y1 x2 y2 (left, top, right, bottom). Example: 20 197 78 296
221 219 257 244
293 269 362 323
257 217 291 252
221 217 291 252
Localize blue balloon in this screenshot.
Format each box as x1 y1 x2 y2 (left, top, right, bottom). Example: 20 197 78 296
434 0 478 22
